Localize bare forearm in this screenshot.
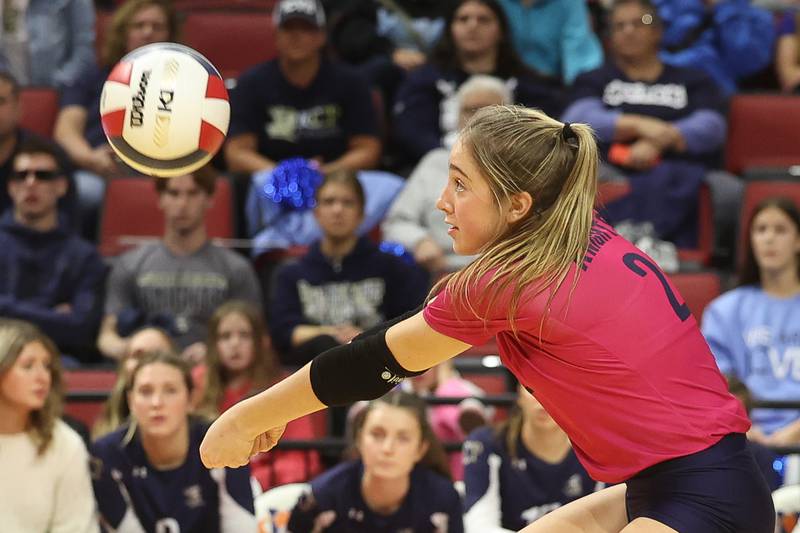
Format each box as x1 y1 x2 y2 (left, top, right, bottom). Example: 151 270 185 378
230 364 326 438
767 418 800 446
613 115 643 142
97 330 127 360
56 131 97 168
291 325 336 347
97 317 127 360
226 149 276 174
320 144 381 174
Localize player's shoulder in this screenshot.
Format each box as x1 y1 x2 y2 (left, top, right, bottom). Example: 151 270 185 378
116 241 163 268
661 63 717 86
90 425 129 459
707 285 761 314
310 460 360 497
464 425 504 460
236 59 279 87
465 425 498 447
414 464 454 486
53 419 88 455
206 241 252 270
410 465 461 504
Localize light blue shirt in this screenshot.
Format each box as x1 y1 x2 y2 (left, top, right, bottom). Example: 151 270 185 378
702 286 800 434
497 0 602 84
0 0 95 89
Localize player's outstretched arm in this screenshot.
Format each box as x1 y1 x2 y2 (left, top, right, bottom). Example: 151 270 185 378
199 311 470 468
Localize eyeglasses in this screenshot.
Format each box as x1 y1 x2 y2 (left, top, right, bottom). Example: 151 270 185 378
10 169 61 182
610 13 655 33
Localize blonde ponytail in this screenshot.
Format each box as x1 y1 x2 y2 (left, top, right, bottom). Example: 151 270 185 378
431 106 599 330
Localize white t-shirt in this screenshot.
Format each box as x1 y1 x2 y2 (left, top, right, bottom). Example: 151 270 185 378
0 419 99 533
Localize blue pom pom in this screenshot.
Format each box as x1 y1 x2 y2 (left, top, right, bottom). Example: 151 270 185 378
379 241 415 266
259 158 323 212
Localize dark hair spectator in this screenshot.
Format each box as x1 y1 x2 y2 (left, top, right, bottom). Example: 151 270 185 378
702 197 800 449
392 0 563 165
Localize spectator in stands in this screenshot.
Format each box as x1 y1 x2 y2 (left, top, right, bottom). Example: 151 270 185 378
91 351 257 532
0 71 78 225
92 326 176 439
652 0 775 95
702 196 800 448
96 168 261 363
269 170 428 366
54 0 180 238
401 358 491 479
194 300 322 491
0 319 98 533
288 390 463 532
562 0 727 248
776 9 800 93
225 0 382 177
323 0 449 111
392 0 563 165
383 74 509 275
462 384 597 531
0 137 107 364
0 0 95 90
496 0 603 84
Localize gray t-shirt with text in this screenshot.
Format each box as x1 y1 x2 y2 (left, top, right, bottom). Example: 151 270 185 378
105 242 261 348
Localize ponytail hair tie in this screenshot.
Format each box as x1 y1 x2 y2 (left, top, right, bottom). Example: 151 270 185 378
561 122 577 142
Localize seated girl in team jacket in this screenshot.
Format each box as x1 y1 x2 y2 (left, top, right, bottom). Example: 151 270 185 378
288 390 463 532
91 352 257 533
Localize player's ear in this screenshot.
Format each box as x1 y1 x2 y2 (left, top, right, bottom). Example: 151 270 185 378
506 191 533 224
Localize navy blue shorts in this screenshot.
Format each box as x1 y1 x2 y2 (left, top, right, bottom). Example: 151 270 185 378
626 434 775 533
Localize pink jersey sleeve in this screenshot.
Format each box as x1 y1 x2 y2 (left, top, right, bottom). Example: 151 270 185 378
423 273 535 346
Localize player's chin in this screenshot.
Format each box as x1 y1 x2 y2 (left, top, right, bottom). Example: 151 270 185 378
452 242 479 256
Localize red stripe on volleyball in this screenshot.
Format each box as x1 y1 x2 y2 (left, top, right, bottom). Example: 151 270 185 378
205 75 228 100
198 121 225 153
101 109 126 137
107 61 133 85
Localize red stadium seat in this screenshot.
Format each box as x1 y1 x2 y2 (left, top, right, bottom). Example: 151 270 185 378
182 11 276 79
18 87 59 138
463 373 510 395
63 369 117 429
99 176 234 257
677 182 714 267
114 0 277 7
595 181 713 267
736 181 800 271
725 94 800 176
596 180 631 206
95 10 112 62
668 271 721 322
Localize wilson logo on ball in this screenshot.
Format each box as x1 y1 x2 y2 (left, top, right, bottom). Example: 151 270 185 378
101 43 230 178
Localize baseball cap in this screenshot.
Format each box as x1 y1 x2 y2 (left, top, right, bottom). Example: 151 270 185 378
273 0 326 29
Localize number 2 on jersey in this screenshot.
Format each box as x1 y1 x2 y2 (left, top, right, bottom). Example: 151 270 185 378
622 253 691 322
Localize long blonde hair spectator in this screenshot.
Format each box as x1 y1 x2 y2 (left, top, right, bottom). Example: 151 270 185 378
0 319 64 455
102 0 181 67
92 327 176 439
198 301 280 417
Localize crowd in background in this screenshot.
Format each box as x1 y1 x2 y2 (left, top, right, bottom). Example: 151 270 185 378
0 0 799 531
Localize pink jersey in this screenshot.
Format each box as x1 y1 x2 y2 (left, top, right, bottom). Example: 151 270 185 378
423 218 749 483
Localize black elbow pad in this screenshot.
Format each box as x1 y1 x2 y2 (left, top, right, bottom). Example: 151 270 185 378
309 329 426 406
